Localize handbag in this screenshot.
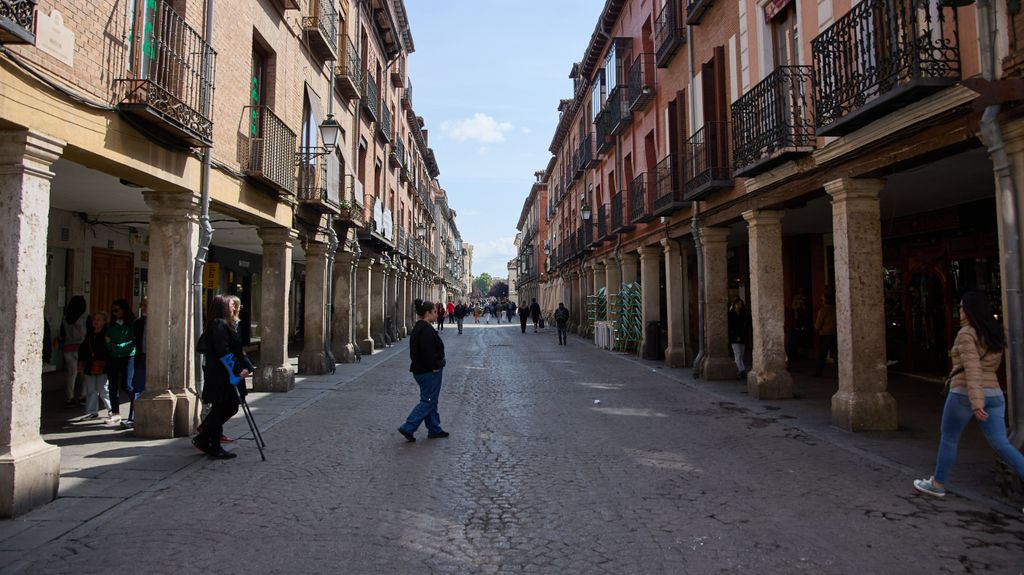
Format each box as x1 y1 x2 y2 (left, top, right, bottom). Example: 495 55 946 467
941 367 963 398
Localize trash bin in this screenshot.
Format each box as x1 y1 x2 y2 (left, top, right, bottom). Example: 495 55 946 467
643 321 663 360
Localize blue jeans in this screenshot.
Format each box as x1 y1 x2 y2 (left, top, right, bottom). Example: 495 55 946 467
934 393 1024 484
401 369 444 435
557 325 568 344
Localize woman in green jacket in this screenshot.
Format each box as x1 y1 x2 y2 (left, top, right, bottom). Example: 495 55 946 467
105 299 136 424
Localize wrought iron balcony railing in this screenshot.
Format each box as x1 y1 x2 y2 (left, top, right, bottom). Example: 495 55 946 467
303 0 338 61
611 190 634 233
402 80 413 110
335 34 362 101
580 221 594 249
580 133 598 170
379 106 393 142
240 105 297 194
629 173 655 224
0 0 36 44
362 75 380 121
605 86 632 136
297 147 340 211
117 0 216 146
686 0 714 25
628 53 656 112
811 0 961 136
391 139 405 169
684 122 733 201
655 1 686 68
595 110 615 154
651 154 689 216
732 65 815 177
597 203 611 241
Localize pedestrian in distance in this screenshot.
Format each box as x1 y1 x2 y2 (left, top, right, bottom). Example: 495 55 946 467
506 300 517 323
728 298 750 379
60 295 88 407
554 303 570 345
193 294 254 460
530 298 542 333
122 297 148 429
454 301 468 335
518 300 530 334
473 304 481 324
78 311 112 420
447 300 456 325
812 292 837 377
105 299 136 424
398 299 449 442
913 291 1024 498
435 301 446 332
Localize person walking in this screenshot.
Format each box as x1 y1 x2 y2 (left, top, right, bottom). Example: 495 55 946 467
60 295 88 406
435 301 446 331
454 301 468 335
105 299 136 424
506 300 517 323
78 311 112 420
192 294 253 460
122 297 148 429
519 300 530 334
554 303 570 345
728 298 750 379
495 301 503 324
812 292 837 377
447 300 456 325
473 303 481 324
913 291 1024 498
530 298 542 333
398 299 449 442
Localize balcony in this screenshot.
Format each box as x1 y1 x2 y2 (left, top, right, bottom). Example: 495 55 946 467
597 203 611 241
655 1 686 68
811 0 961 137
302 0 338 61
240 106 297 194
595 110 615 154
362 75 380 121
611 191 634 233
605 86 632 135
686 0 714 25
0 0 36 44
378 106 392 142
580 133 598 169
297 147 341 213
335 35 362 101
116 0 216 146
338 177 365 227
628 53 656 112
580 221 594 249
732 66 815 177
391 139 405 169
651 154 689 216
402 80 413 110
684 122 733 201
629 173 656 224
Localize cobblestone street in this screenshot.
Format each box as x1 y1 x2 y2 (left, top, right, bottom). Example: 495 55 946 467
7 324 1024 574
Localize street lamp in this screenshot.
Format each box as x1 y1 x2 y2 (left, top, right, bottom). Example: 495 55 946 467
581 203 592 221
318 114 342 154
416 222 426 239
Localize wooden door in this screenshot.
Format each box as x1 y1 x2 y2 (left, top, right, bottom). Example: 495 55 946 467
91 248 133 316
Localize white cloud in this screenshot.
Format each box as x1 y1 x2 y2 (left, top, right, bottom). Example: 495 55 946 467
467 236 518 277
441 113 515 144
520 127 533 134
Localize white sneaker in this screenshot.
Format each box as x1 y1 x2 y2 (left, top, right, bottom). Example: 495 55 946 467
108 414 122 424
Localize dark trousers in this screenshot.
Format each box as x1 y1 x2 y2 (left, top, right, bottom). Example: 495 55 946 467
456 317 464 334
128 354 146 421
520 315 528 333
448 315 455 324
106 356 132 415
198 400 240 448
814 334 838 375
437 317 445 331
557 325 568 344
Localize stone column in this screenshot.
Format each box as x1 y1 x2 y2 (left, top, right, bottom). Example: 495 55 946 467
299 241 331 374
594 261 606 294
700 227 736 380
370 260 386 347
254 227 298 392
827 179 897 431
639 246 662 358
743 211 793 399
135 191 200 439
355 258 375 355
662 239 688 367
0 131 63 517
604 258 620 319
397 269 409 338
621 251 640 286
332 250 357 363
387 261 399 341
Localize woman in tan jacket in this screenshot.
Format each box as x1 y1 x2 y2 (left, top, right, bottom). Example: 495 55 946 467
914 291 1024 497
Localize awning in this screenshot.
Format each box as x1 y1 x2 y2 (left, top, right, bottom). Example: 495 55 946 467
304 82 324 146
764 0 794 22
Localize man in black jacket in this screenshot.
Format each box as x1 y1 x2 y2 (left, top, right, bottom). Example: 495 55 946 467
454 301 468 335
529 298 542 333
399 301 449 442
518 301 530 334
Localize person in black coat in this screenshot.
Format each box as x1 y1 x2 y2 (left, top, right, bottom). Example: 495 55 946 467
193 294 254 459
529 298 542 333
398 299 448 442
518 300 531 334
454 301 468 335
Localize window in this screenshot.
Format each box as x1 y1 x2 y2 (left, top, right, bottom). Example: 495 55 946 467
591 71 605 120
250 47 268 138
771 1 798 67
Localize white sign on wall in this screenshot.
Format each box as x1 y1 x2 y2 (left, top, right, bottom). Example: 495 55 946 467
36 9 75 67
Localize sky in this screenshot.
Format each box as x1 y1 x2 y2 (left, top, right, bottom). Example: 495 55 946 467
403 0 600 280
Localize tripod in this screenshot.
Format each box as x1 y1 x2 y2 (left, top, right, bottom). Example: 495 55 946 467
220 355 267 461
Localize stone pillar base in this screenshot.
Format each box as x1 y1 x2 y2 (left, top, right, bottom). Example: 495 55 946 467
336 344 358 364
174 390 197 437
703 357 738 380
298 351 333 375
254 366 295 392
747 369 793 400
132 390 178 438
359 339 375 355
665 347 688 368
0 439 60 518
831 390 898 431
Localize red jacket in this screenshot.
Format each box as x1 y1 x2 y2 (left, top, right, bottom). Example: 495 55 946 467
446 302 455 315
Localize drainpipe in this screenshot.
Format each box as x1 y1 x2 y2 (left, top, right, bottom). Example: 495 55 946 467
324 215 337 373
193 0 216 414
976 0 1024 447
692 209 705 378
